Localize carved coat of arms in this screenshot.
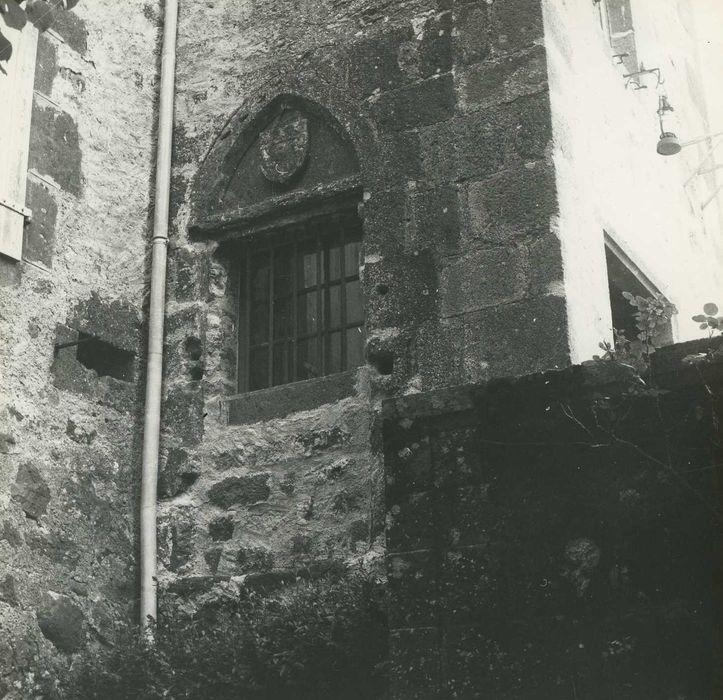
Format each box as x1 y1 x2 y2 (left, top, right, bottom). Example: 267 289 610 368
258 109 309 184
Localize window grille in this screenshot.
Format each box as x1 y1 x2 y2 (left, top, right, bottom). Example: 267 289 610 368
237 213 365 392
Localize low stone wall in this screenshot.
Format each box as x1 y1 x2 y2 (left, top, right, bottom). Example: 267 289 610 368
384 347 722 698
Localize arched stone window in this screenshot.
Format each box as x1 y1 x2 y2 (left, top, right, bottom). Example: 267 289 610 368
191 95 365 400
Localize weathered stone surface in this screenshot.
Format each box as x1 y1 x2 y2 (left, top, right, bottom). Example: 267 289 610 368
0 522 22 547
0 1 159 681
28 105 82 195
208 515 234 541
23 180 58 268
0 575 19 607
164 386 204 446
207 473 271 509
440 247 528 317
37 593 85 653
11 463 51 520
34 33 57 95
384 354 722 697
159 447 200 499
51 6 88 54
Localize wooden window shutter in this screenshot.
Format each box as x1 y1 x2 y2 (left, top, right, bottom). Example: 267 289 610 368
0 20 38 261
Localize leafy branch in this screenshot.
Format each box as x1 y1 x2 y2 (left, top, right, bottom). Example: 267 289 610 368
0 0 81 64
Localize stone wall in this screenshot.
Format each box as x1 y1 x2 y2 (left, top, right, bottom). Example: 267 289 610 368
160 0 569 603
0 3 159 693
384 343 722 698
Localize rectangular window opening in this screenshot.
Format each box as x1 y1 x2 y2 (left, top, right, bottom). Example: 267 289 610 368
237 213 365 393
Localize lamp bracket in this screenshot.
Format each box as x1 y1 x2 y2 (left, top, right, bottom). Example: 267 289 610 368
623 67 661 90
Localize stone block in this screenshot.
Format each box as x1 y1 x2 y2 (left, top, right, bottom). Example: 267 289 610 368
371 74 455 132
365 130 422 190
528 232 564 295
466 161 557 243
171 246 210 302
33 33 57 95
463 294 569 377
388 550 439 628
362 187 408 254
37 592 85 653
208 515 234 541
363 250 439 332
408 185 460 254
420 113 508 184
389 627 443 699
169 512 195 573
453 2 490 65
386 490 439 553
457 45 547 112
11 462 50 520
159 447 200 499
416 10 453 78
347 25 414 97
236 545 274 574
0 575 19 607
163 385 204 447
440 246 529 317
439 545 503 624
385 436 433 494
28 104 82 196
414 316 465 390
227 371 357 425
207 473 271 509
489 0 544 53
509 92 553 160
70 292 141 353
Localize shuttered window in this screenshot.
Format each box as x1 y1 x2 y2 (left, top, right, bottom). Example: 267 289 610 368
0 20 38 260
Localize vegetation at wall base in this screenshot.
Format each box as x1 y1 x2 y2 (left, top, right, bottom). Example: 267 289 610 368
37 571 388 700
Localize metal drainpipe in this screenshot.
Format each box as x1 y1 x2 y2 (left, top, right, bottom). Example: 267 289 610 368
140 0 178 633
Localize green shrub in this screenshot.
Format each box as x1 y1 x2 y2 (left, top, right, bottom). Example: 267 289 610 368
45 572 388 700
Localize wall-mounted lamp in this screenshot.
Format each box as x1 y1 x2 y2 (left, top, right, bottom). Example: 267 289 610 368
656 95 681 155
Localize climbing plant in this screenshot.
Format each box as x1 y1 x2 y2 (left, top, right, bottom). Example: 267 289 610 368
0 0 81 63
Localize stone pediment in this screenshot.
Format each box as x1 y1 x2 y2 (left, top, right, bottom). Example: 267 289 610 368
191 95 360 234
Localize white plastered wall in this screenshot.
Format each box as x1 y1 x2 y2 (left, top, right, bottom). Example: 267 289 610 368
542 0 723 363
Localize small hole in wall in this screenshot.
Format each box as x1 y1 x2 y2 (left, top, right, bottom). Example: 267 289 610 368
76 333 135 382
370 349 394 376
184 337 203 361
189 364 204 382
375 283 389 296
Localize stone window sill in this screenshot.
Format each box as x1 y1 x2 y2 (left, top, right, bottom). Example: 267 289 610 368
224 369 359 425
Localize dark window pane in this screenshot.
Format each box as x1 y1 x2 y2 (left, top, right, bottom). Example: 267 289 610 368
273 342 290 386
297 293 318 335
328 244 342 281
344 240 361 276
298 243 318 289
328 284 341 328
250 252 270 302
249 347 269 391
345 279 363 325
250 302 269 344
274 296 292 339
328 331 342 374
274 246 293 297
346 327 365 369
297 337 320 380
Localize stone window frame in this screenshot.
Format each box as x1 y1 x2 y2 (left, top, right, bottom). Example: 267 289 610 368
214 187 367 425
235 207 365 393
